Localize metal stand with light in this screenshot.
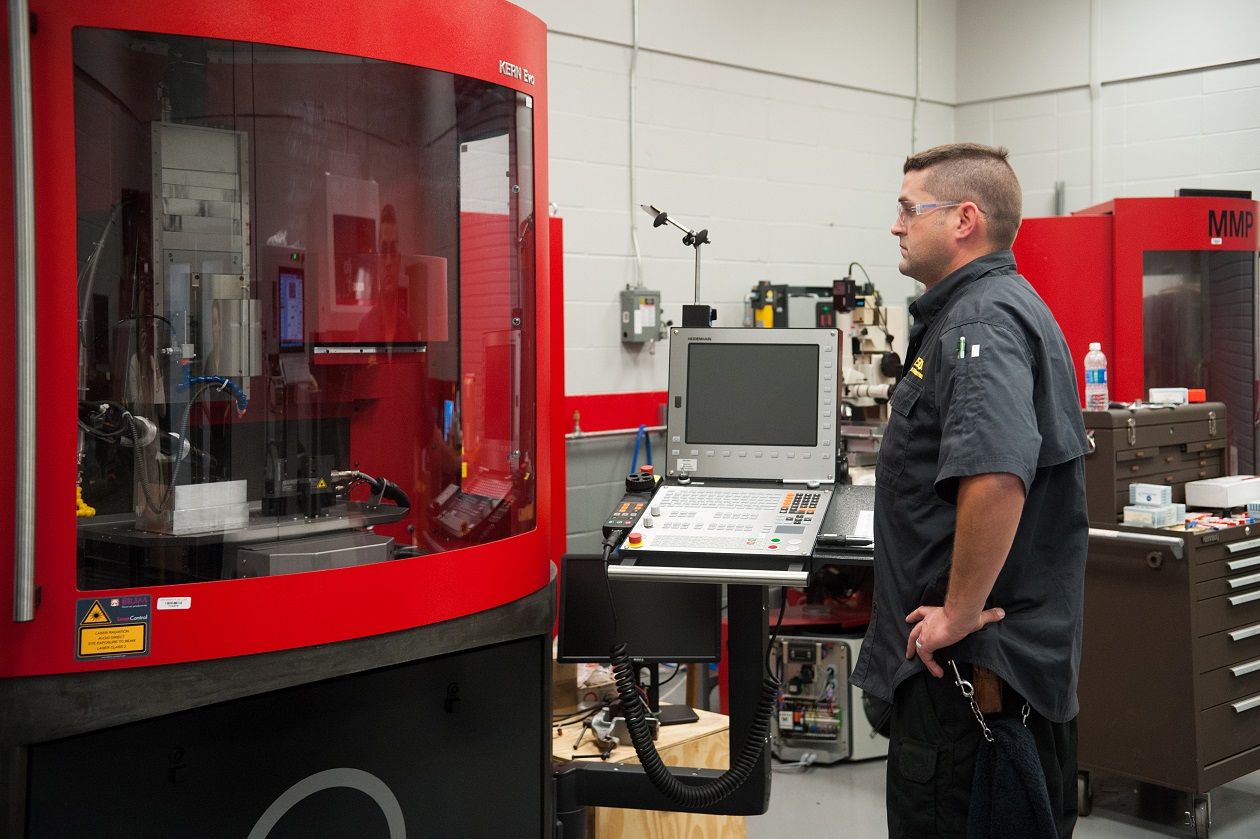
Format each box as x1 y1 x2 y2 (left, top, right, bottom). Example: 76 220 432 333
640 204 715 327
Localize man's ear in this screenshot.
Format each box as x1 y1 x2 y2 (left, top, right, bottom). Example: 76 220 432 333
953 201 983 244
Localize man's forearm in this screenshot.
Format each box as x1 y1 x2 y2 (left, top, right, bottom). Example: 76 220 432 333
944 472 1026 620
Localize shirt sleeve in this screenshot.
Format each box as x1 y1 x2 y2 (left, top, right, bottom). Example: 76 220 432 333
933 319 1042 504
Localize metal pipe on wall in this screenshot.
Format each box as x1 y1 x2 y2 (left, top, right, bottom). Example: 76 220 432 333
628 0 643 289
565 425 664 442
1089 0 1103 206
911 0 921 152
10 0 36 622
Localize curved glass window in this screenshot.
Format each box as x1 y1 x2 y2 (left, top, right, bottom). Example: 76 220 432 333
74 29 536 588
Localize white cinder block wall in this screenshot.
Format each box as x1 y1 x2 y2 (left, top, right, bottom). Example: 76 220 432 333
955 0 1260 215
511 0 1260 551
532 1 957 399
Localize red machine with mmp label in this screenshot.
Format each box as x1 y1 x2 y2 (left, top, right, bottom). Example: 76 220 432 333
1015 195 1260 474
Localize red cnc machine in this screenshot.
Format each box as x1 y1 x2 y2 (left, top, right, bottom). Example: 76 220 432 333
0 1 563 833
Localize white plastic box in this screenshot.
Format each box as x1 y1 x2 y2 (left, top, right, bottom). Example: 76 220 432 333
1129 483 1173 506
1124 504 1181 527
1148 387 1189 405
1185 476 1260 509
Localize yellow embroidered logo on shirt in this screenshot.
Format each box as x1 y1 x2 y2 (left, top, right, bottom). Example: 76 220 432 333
910 357 924 379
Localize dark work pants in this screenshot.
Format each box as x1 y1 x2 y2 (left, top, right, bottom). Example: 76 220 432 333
886 667 1078 839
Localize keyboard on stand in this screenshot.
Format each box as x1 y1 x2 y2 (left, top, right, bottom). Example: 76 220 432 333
620 484 832 564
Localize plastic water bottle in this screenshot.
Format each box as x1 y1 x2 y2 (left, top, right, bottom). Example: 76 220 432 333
1084 342 1109 411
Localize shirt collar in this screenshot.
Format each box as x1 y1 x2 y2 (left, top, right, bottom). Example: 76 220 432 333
908 250 1017 325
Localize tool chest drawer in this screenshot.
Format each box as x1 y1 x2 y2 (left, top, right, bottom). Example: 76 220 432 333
1197 657 1260 710
1111 455 1221 483
1084 402 1226 526
1110 462 1224 510
1189 533 1260 568
1195 621 1260 674
1197 588 1260 636
1200 692 1260 766
1194 567 1260 600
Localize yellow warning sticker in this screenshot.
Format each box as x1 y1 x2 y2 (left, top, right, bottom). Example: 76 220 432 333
79 624 147 658
317 478 328 488
75 595 151 660
80 600 111 625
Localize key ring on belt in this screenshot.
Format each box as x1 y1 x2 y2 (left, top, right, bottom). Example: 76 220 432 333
949 660 1030 743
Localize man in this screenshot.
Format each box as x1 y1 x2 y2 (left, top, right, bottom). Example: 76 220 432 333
359 203 419 344
850 143 1090 838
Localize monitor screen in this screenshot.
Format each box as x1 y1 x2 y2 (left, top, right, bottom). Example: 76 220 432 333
663 327 837 483
685 342 819 446
556 554 721 664
278 267 304 348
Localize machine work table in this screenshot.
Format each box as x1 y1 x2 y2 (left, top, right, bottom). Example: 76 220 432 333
552 706 745 839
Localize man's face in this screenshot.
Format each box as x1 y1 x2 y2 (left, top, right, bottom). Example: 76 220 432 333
892 169 957 289
379 220 401 291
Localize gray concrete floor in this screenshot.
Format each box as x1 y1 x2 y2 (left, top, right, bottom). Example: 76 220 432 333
745 757 1260 838
658 669 1260 838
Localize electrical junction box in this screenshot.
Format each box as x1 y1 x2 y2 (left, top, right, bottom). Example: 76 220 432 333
771 635 888 764
620 289 661 343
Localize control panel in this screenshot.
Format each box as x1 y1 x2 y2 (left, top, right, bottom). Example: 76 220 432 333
604 495 649 534
621 485 832 558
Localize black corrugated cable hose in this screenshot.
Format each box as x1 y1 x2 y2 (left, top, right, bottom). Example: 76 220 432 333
609 642 780 808
364 474 410 509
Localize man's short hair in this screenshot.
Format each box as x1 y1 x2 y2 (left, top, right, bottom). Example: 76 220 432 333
903 143 1022 250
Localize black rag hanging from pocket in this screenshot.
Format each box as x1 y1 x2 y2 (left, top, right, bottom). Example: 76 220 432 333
965 717 1058 839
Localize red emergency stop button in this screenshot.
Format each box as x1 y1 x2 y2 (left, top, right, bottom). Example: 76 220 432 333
627 532 643 548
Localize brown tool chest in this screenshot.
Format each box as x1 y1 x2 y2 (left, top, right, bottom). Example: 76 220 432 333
1080 525 1260 808
1082 402 1228 525
1079 403 1260 835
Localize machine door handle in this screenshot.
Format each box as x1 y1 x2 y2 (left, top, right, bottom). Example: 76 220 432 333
10 0 37 622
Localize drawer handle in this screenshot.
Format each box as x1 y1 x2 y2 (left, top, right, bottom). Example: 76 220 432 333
1228 555 1260 571
1230 622 1260 641
1227 538 1260 554
1232 658 1260 677
1088 528 1184 560
1229 571 1260 590
1230 590 1260 607
1233 694 1260 714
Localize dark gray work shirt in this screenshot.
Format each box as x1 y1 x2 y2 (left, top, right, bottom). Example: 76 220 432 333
850 250 1090 723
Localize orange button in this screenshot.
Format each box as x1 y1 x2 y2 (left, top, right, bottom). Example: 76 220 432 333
627 532 643 547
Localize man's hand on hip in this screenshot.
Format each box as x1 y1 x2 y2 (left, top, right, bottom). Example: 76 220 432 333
905 602 1005 678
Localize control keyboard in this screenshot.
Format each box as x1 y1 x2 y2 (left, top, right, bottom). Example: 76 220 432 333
622 485 832 559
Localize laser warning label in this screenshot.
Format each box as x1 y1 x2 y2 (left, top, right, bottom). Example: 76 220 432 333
76 595 151 660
